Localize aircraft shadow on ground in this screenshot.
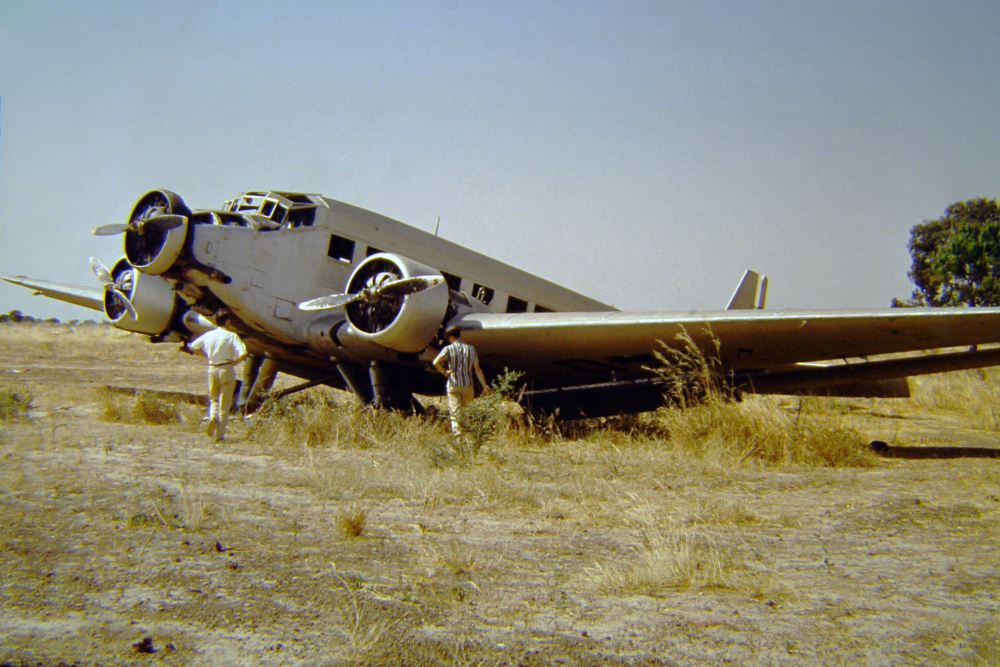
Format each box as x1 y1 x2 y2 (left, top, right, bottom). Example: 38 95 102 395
869 440 1000 459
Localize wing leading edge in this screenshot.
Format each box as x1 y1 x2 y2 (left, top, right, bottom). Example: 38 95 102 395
458 307 1000 390
3 276 104 312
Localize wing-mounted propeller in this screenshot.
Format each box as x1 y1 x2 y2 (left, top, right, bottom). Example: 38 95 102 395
299 274 446 315
88 256 178 334
299 253 450 354
93 190 191 276
90 257 137 320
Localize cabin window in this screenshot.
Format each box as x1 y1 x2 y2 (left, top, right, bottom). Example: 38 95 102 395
506 296 528 313
472 284 494 304
442 272 462 292
328 235 355 262
534 304 553 313
366 246 383 257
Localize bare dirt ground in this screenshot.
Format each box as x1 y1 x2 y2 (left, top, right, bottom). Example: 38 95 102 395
1 323 999 666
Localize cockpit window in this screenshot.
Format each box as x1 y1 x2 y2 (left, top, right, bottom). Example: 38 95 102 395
219 192 319 231
286 206 316 228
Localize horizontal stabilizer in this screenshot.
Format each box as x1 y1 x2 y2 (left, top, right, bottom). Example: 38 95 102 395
3 275 104 312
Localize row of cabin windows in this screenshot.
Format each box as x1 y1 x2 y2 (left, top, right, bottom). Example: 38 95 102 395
326 233 555 314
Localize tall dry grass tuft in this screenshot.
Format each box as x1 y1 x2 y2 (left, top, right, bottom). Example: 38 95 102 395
910 368 1000 430
584 503 768 595
327 570 408 661
251 390 344 447
337 504 368 538
655 396 874 467
97 388 181 425
587 523 742 593
648 329 874 468
248 389 446 454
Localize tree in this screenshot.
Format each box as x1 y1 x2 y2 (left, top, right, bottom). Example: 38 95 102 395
897 198 1000 307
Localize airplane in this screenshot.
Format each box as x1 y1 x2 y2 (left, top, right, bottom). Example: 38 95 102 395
8 188 1000 420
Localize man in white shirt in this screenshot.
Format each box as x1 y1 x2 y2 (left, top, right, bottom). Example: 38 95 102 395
433 325 490 436
184 313 248 442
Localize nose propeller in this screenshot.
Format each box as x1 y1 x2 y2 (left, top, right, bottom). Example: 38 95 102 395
90 257 137 320
92 213 186 237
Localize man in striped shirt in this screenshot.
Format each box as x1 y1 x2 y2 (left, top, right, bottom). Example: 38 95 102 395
433 325 491 436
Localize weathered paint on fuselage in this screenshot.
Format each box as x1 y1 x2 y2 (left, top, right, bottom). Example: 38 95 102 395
183 193 614 391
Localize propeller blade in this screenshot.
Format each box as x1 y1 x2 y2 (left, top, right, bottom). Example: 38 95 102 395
377 275 446 299
113 289 138 320
141 214 187 234
297 292 363 311
92 223 130 236
89 257 112 284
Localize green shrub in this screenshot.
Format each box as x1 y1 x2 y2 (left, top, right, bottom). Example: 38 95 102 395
453 368 524 453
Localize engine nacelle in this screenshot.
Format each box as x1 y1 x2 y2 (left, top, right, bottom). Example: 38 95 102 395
342 253 449 354
124 190 191 275
104 258 177 335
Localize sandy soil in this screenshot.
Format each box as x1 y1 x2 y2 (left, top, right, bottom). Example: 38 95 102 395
1 323 999 666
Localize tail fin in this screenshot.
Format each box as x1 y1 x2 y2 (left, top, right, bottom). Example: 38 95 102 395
726 270 768 310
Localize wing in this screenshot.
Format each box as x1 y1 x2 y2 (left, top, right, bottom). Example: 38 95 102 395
458 307 1000 389
3 275 104 312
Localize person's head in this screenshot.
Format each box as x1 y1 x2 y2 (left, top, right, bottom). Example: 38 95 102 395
215 312 231 327
444 325 461 341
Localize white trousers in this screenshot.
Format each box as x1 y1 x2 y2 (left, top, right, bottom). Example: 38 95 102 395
208 365 236 439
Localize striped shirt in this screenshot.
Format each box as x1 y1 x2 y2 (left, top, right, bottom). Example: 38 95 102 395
434 340 479 389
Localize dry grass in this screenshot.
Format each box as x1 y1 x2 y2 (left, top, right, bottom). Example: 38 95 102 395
337 503 369 537
97 387 183 425
250 389 444 453
643 329 875 469
585 518 753 595
0 386 32 421
3 322 1000 665
327 570 411 661
654 395 875 468
966 621 1000 666
910 367 1000 430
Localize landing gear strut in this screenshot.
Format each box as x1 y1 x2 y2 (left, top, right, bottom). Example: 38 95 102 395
237 355 278 414
368 361 424 415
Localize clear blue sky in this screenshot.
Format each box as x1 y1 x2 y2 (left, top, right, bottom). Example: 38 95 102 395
1 0 998 320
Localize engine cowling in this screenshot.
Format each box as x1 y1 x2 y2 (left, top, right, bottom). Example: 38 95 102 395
124 190 191 275
103 258 177 334
341 253 449 354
